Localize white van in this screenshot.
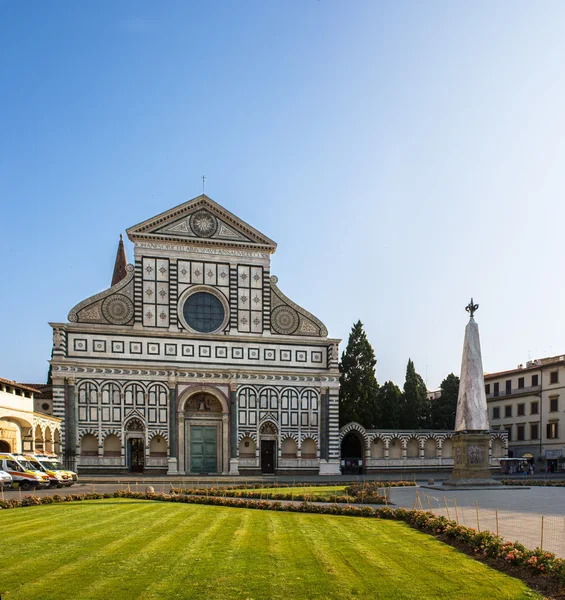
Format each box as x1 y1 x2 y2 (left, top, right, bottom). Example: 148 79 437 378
0 453 50 490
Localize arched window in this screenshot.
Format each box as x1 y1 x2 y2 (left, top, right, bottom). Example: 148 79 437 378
442 438 453 458
424 438 437 458
407 439 419 458
101 382 121 405
34 425 44 452
124 383 145 407
389 437 402 459
78 382 98 405
238 437 256 458
103 434 121 457
149 435 167 457
492 438 504 458
259 388 278 410
371 438 385 459
81 434 98 456
281 438 297 458
301 438 317 459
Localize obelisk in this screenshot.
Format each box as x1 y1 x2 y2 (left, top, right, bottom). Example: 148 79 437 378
443 299 500 488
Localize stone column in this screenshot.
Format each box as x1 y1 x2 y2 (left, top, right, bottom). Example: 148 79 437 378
167 381 178 474
320 389 329 461
178 413 185 474
229 382 239 475
222 414 229 475
64 377 77 471
319 387 341 475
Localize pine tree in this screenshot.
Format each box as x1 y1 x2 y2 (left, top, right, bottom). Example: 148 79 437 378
339 320 380 428
431 373 460 429
377 381 402 428
400 359 429 428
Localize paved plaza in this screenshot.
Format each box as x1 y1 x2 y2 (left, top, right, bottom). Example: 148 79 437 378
388 485 565 557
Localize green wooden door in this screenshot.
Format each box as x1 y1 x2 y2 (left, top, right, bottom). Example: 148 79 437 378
190 426 217 473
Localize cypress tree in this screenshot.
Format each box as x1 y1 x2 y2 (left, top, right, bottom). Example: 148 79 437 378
431 373 460 429
339 320 380 428
400 359 429 428
377 381 402 429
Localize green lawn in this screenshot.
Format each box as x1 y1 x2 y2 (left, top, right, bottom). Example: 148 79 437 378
0 499 541 600
233 485 347 496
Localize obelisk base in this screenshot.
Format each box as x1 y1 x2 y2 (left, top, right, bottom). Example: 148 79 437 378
443 432 501 488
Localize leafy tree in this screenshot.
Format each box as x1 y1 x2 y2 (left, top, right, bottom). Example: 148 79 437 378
339 320 380 428
377 381 402 429
400 359 429 428
431 373 460 429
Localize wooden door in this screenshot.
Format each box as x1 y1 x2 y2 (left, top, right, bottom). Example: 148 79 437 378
190 426 217 473
261 440 275 473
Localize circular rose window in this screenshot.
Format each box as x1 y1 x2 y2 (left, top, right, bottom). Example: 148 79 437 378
182 291 225 333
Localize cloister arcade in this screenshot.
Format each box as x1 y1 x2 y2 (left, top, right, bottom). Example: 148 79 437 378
340 423 508 473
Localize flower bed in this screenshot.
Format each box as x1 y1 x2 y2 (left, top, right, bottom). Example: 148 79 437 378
501 480 565 487
169 487 388 504
174 480 415 491
2 490 564 593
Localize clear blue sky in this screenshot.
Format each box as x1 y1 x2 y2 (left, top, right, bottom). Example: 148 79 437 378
2 1 565 389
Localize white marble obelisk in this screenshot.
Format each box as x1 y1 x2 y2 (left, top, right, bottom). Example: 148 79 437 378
454 316 489 432
443 299 500 488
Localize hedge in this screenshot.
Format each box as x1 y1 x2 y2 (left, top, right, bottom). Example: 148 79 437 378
501 480 565 487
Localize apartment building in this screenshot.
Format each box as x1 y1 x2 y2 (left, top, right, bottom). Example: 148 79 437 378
485 355 564 472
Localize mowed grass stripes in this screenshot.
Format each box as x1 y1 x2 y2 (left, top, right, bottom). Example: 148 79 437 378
0 499 540 600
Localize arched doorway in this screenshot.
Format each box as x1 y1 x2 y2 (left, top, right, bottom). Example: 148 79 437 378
341 431 364 474
259 422 277 474
125 418 145 473
183 393 224 474
0 439 11 452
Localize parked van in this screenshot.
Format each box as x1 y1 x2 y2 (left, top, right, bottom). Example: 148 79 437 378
23 454 71 488
0 468 13 489
31 454 78 486
0 453 50 490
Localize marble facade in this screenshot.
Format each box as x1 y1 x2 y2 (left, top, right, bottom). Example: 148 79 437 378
49 195 341 475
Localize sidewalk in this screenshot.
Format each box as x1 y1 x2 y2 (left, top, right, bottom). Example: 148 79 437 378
75 471 565 484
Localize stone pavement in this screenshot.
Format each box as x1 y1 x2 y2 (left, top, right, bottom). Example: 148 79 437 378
388 486 565 557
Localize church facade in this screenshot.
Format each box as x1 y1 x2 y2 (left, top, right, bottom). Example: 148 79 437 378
49 196 341 475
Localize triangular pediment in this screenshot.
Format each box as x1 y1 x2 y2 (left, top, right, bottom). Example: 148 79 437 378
126 195 277 252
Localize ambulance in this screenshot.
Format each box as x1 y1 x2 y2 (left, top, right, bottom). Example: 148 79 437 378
34 454 78 486
0 453 50 490
23 454 73 488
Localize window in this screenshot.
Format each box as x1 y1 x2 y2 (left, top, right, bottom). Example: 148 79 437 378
505 405 512 418
532 374 539 386
505 426 512 442
517 425 525 441
550 371 559 384
492 407 500 419
505 380 512 393
485 384 491 395
546 422 559 439
531 401 539 415
550 397 559 412
517 403 525 416
182 291 225 333
530 423 539 440
494 382 500 397
518 377 524 389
